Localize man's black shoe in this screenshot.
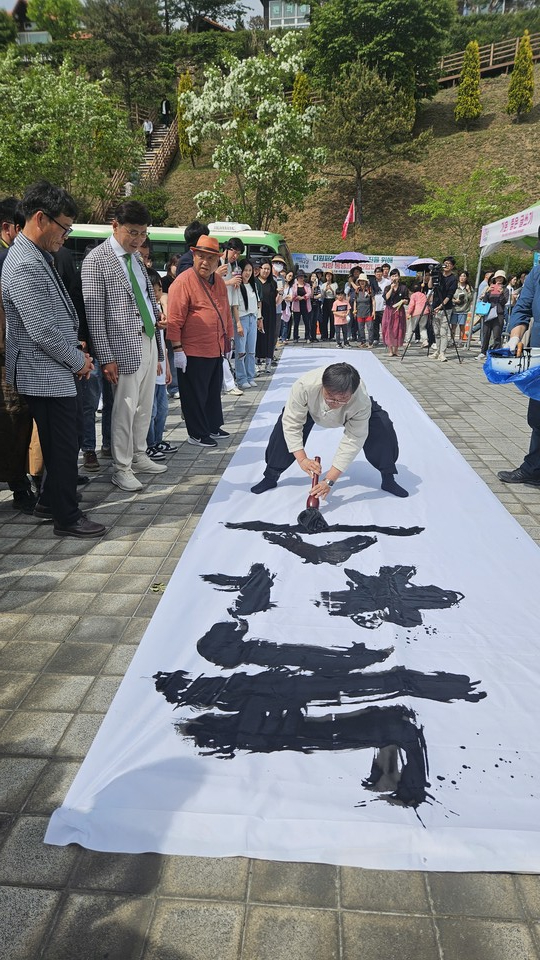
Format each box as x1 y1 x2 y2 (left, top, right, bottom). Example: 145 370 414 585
77 475 91 486
497 468 540 486
12 492 37 515
34 503 54 520
53 515 107 538
209 429 230 439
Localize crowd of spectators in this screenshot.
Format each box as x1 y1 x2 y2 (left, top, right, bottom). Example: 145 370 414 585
0 180 532 529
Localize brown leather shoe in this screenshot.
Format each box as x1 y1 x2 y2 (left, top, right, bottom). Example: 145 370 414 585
53 515 107 538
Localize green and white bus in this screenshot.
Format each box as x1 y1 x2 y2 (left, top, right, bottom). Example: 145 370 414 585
65 221 293 270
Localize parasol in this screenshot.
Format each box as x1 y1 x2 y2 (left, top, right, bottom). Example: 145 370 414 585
407 257 440 272
333 251 370 263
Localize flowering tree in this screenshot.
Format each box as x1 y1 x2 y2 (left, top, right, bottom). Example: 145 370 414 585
181 33 326 230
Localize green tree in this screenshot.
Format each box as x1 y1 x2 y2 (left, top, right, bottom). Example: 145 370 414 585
409 165 526 268
177 69 200 167
454 40 482 129
292 71 310 113
0 10 17 49
131 183 170 225
507 30 534 120
26 0 83 40
0 51 143 209
181 33 326 229
83 0 163 117
318 61 430 225
308 0 456 101
158 0 246 33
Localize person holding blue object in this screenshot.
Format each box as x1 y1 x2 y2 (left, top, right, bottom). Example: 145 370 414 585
497 256 540 486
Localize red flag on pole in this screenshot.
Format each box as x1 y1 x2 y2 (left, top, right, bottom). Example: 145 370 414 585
341 199 356 240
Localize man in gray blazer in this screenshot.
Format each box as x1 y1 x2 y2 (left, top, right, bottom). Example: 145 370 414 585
82 200 166 492
2 180 106 538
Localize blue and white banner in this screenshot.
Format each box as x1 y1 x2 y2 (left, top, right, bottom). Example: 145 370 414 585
292 253 418 276
46 349 540 871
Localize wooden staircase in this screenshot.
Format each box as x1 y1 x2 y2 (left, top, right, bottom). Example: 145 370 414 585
91 114 179 224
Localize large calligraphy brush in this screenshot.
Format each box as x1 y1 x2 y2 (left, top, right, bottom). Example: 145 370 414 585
306 456 321 509
299 456 329 532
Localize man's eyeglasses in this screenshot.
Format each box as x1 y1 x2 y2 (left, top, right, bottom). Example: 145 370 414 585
323 389 350 406
124 227 148 239
46 214 73 237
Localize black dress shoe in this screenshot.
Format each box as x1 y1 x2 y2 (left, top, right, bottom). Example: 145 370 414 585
77 475 91 486
12 492 37 515
34 503 54 520
497 468 540 485
53 515 107 538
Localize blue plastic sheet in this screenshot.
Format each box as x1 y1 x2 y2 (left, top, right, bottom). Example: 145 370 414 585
484 349 540 400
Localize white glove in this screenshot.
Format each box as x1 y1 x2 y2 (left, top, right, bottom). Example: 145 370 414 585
173 350 187 372
507 336 520 354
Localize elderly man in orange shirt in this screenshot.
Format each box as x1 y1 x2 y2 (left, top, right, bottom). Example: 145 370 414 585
167 235 234 448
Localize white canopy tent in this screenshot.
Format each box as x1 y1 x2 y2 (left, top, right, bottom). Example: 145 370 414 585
468 201 540 346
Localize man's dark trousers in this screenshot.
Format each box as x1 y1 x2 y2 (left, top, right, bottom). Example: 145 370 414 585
24 395 81 526
263 398 399 481
521 399 540 479
178 355 224 440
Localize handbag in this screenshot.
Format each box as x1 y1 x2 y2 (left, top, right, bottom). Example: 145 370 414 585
475 299 491 316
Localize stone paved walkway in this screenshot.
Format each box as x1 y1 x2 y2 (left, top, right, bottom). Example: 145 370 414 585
1 343 540 960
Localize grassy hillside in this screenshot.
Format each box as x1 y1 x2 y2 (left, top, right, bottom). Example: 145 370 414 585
163 65 540 266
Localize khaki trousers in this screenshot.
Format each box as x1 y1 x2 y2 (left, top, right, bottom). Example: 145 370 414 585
111 334 158 472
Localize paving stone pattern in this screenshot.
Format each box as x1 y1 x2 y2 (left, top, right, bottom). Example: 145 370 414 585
1 346 540 959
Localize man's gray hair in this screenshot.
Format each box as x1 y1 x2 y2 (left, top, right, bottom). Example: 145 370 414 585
322 363 360 395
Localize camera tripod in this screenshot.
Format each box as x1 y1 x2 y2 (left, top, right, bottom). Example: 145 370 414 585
401 288 462 364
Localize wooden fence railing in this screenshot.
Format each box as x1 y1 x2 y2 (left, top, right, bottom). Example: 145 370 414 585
90 116 179 223
140 116 179 186
91 167 129 224
439 32 540 83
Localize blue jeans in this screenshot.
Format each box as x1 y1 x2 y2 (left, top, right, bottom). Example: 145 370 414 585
81 364 112 451
235 313 257 386
147 384 169 446
166 342 179 396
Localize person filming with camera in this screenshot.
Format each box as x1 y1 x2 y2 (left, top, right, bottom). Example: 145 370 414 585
428 257 458 363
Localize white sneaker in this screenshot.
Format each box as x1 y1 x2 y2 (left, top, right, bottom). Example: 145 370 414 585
476 353 486 360
227 387 243 396
249 380 258 387
428 351 439 360
111 470 143 492
439 354 448 362
132 456 167 474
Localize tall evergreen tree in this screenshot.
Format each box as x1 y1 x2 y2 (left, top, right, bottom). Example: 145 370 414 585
0 9 17 48
83 0 163 117
507 30 534 120
308 0 456 101
292 72 310 113
318 61 430 224
455 40 482 129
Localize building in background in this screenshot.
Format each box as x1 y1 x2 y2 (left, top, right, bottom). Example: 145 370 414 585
11 0 51 43
261 0 310 29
